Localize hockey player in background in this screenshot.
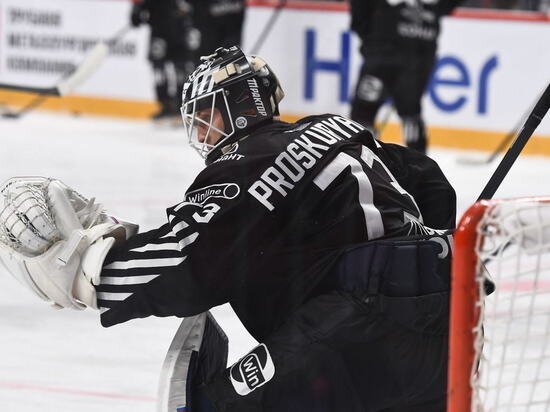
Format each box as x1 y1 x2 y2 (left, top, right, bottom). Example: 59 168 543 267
193 0 246 58
130 0 246 124
0 47 456 411
349 0 463 153
131 0 200 122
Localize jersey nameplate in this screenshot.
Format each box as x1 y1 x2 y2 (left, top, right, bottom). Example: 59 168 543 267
248 116 365 211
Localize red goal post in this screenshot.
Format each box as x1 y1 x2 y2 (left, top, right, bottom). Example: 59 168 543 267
448 197 550 411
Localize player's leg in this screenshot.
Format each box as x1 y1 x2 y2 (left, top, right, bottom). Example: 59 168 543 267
374 294 448 412
204 292 368 412
157 302 362 412
203 236 451 411
401 114 427 153
148 33 177 120
337 236 450 411
350 62 387 138
174 58 196 107
391 78 427 154
171 19 202 113
391 52 436 153
170 35 197 113
203 294 447 412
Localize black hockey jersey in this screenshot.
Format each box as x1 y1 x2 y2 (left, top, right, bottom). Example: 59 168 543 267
96 114 454 340
350 0 463 55
191 0 246 55
136 0 192 40
195 0 245 18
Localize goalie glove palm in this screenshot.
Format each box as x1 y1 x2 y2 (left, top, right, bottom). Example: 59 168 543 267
24 231 98 309
0 177 131 310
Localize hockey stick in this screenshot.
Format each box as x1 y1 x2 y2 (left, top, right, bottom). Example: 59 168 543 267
457 124 518 166
250 0 288 54
477 81 550 201
0 25 130 119
456 102 539 165
0 44 109 96
1 95 50 119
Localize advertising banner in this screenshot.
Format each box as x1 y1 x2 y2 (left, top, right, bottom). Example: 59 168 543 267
241 5 550 136
0 0 153 100
0 1 548 137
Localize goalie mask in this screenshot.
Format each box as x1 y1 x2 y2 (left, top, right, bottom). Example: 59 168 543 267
181 46 285 162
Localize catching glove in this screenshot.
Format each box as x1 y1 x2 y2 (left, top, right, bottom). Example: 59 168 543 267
0 177 137 310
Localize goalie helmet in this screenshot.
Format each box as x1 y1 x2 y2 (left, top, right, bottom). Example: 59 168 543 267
181 46 285 163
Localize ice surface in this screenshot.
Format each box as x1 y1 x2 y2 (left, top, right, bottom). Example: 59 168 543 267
1 113 549 411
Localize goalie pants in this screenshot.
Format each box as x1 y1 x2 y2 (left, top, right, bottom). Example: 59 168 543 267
193 236 450 411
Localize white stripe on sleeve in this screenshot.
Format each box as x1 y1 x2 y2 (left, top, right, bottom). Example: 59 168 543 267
178 232 199 249
100 274 160 286
171 220 189 234
97 292 133 301
104 256 186 270
130 242 181 253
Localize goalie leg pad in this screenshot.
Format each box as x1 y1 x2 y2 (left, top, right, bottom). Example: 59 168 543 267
157 312 228 412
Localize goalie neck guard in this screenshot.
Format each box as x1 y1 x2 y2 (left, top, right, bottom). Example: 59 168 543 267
181 46 285 164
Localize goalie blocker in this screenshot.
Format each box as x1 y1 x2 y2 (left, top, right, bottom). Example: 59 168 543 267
161 233 453 412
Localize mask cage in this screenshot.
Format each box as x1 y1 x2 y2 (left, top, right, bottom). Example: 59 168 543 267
181 89 235 159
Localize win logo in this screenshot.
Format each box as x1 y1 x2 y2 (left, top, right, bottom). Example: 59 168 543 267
229 344 275 396
241 354 265 388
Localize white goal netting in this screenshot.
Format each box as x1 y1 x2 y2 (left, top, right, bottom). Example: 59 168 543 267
470 199 550 411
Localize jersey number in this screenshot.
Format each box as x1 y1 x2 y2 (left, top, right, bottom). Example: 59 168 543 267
313 145 421 239
192 203 221 223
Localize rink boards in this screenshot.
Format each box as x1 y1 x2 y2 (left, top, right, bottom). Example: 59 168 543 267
0 0 549 153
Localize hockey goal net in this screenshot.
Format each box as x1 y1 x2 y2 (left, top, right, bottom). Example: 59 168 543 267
448 197 550 411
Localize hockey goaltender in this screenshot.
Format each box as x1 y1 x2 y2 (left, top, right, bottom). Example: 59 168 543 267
0 47 456 411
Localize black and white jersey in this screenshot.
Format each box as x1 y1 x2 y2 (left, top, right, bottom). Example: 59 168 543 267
96 114 454 339
350 0 463 55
